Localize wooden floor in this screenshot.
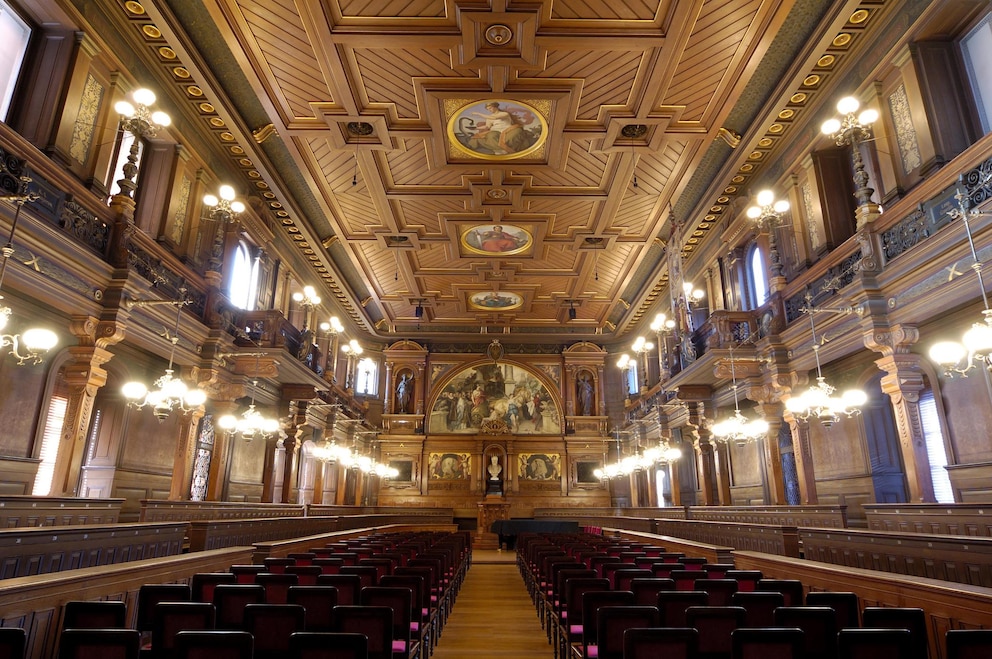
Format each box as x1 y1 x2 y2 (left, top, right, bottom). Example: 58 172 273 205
431 551 554 658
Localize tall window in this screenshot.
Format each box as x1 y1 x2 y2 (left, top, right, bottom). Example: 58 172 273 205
356 357 378 396
32 395 68 495
919 389 955 503
748 244 769 308
626 362 639 395
228 241 260 310
0 1 31 121
961 13 992 134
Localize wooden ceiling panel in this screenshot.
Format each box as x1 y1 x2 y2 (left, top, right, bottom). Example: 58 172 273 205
334 190 382 237
338 0 447 18
663 0 763 120
522 141 611 189
306 137 357 194
234 0 333 118
528 50 645 120
612 193 664 239
356 241 408 295
631 140 688 196
351 48 471 118
385 141 476 188
549 0 665 22
396 199 466 235
414 243 475 272
527 199 599 237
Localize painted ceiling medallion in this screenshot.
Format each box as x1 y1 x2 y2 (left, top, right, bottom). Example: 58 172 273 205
447 99 547 160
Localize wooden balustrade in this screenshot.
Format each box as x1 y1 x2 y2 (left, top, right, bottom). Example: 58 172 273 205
307 505 455 519
533 507 689 520
0 496 123 528
139 499 305 521
800 527 992 588
187 516 341 551
864 503 992 536
688 505 847 528
654 518 801 557
733 550 992 659
0 522 187 579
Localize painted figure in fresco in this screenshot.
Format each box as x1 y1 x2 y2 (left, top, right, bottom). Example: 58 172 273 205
477 225 526 253
467 102 533 154
529 456 549 479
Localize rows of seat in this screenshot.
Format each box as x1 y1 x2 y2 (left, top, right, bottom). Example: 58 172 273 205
518 531 992 659
13 529 471 659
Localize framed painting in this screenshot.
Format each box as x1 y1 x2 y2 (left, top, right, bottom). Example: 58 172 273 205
519 453 561 480
460 223 533 256
428 452 470 480
446 99 548 160
467 291 523 311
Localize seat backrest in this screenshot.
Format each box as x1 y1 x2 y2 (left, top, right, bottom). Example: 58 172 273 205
358 558 394 582
757 579 804 606
726 570 763 592
229 566 265 584
562 578 610 628
630 578 675 606
340 566 378 589
137 584 191 632
685 605 747 657
773 606 837 659
173 631 253 659
190 574 237 603
263 558 295 574
623 627 698 659
837 628 914 659
656 591 709 627
287 566 323 586
288 631 368 659
672 570 707 591
946 629 992 659
595 605 660 659
0 628 25 659
613 569 653 592
805 591 860 628
256 573 300 604
332 605 394 659
243 604 306 657
359 586 413 643
730 591 784 627
693 578 739 606
62 601 128 631
313 558 345 575
861 607 928 659
316 575 362 605
151 602 216 659
287 586 338 633
379 575 426 612
59 629 140 659
731 626 804 659
581 590 634 648
211 585 265 630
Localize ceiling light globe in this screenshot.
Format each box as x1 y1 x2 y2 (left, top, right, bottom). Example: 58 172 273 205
114 100 136 117
162 377 188 398
218 414 237 429
184 389 207 407
151 111 171 127
750 418 770 435
21 328 58 352
746 206 762 219
785 396 807 414
963 322 992 354
230 201 246 214
756 190 775 206
841 389 867 408
858 109 878 125
132 88 156 106
203 194 219 207
122 381 148 400
219 185 236 200
773 200 790 213
929 340 966 366
836 96 860 114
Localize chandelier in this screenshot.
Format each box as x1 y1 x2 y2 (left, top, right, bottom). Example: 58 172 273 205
928 176 992 376
784 301 867 427
711 345 769 447
217 353 280 441
0 169 58 365
594 429 681 480
314 431 398 478
122 290 207 421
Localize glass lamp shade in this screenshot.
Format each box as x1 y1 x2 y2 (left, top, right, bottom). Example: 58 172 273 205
746 206 762 219
122 381 148 400
773 200 790 213
21 328 58 352
184 388 207 407
858 109 878 125
821 118 841 135
841 389 868 408
616 353 630 369
963 322 992 354
114 100 136 117
664 446 683 461
593 468 605 479
218 414 238 430
132 88 156 106
929 340 966 366
151 111 171 127
230 201 246 213
836 96 860 114
756 190 775 207
219 185 236 200
203 194 219 207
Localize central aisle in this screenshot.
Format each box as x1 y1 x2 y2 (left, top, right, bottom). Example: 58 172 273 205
430 552 555 658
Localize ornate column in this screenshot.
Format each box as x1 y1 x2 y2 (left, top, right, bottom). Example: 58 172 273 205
679 386 716 505
206 399 239 501
260 434 280 502
713 440 733 505
168 407 205 500
383 361 394 413
786 413 818 503
51 316 124 496
281 400 308 504
866 324 935 502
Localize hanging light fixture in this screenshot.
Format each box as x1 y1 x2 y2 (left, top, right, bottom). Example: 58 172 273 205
784 302 867 427
595 428 680 480
711 345 769 446
312 435 353 465
217 352 280 441
928 176 992 376
0 169 58 364
122 290 207 421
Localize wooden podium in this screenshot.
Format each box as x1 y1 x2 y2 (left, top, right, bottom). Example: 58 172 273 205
475 500 510 550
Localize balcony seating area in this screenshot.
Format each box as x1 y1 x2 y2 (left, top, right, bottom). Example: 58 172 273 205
518 530 992 659
5 529 470 659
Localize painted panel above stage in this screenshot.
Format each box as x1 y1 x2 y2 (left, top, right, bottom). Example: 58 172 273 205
428 361 562 435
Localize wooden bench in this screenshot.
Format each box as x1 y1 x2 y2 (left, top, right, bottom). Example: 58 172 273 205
307 505 455 520
864 503 992 536
0 496 123 528
534 506 689 520
800 527 992 587
654 518 801 558
688 505 848 529
0 522 187 579
187 516 341 551
140 499 305 522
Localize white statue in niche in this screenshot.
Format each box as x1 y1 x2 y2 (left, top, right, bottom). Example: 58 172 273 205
488 454 502 480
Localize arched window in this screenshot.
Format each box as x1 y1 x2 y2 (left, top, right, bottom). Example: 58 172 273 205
228 241 260 310
748 244 769 308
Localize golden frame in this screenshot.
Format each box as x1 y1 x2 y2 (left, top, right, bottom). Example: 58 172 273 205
460 223 533 256
446 99 548 160
467 291 524 311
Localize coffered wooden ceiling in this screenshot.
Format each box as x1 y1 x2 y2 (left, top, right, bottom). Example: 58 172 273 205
117 0 889 343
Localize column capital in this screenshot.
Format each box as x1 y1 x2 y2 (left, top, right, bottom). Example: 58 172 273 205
864 323 919 357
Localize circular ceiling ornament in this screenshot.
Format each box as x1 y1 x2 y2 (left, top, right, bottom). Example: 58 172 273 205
485 24 513 45
620 124 648 139
447 99 547 160
347 122 374 136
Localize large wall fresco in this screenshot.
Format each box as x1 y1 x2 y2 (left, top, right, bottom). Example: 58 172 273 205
428 362 561 434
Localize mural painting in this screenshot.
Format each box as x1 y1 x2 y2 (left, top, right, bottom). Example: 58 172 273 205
447 99 547 160
428 452 470 480
461 223 532 256
519 453 561 480
428 362 561 434
467 291 523 311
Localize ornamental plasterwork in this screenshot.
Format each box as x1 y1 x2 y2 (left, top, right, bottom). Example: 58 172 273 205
171 175 191 245
888 83 921 174
70 74 104 166
802 180 820 252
